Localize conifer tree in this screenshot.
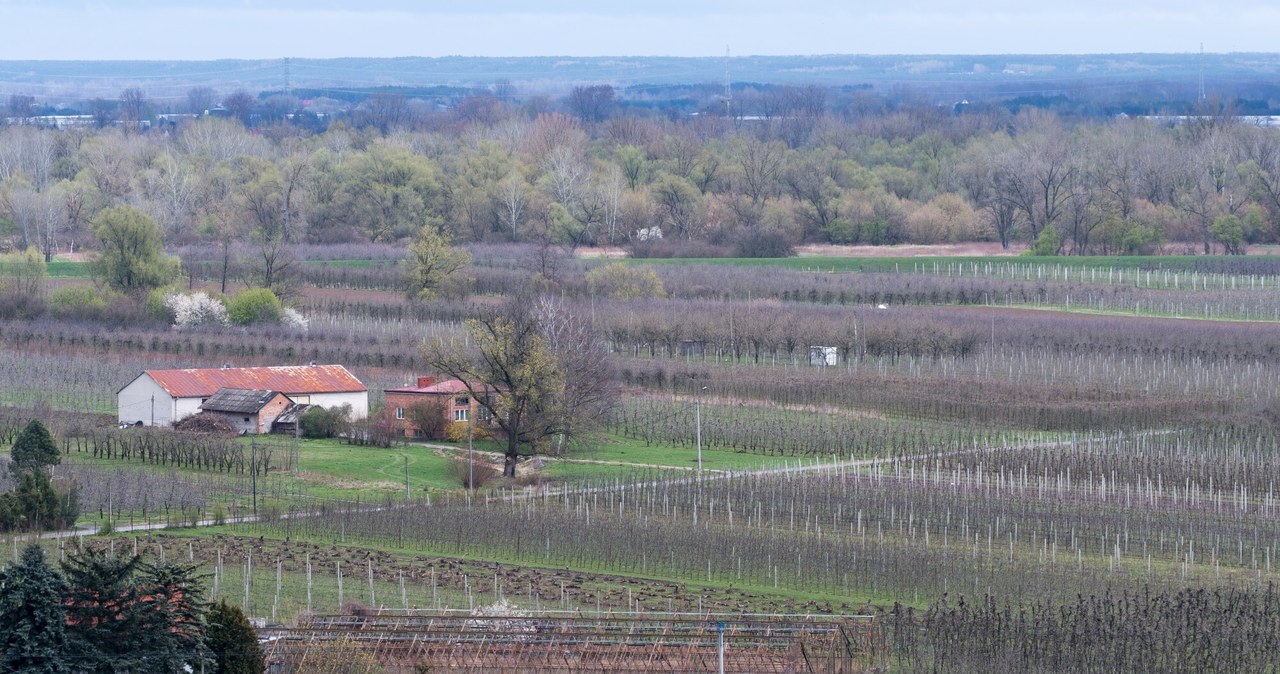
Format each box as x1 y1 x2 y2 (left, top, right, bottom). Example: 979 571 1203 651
10 419 59 476
0 544 69 674
205 600 264 674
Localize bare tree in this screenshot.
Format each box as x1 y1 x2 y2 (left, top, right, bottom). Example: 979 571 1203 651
422 294 615 476
118 87 149 127
498 172 529 241
567 85 615 124
221 90 256 125
185 87 217 115
5 94 35 119
1173 128 1245 253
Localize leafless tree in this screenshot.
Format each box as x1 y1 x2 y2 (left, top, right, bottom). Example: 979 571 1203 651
221 90 256 125
567 84 615 124
185 86 217 115
423 293 616 476
118 87 149 127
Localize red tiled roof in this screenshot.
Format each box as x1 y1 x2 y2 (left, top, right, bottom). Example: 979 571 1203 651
385 378 473 395
144 365 366 398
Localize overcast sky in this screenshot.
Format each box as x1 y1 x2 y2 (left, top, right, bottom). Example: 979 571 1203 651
1 1 1277 60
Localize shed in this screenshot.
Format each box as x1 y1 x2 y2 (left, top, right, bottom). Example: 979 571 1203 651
200 388 294 435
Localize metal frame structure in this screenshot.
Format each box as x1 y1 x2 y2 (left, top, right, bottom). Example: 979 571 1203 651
261 610 886 673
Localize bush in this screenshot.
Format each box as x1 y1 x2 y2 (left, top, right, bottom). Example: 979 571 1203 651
448 457 500 490
628 238 729 259
165 291 230 329
226 288 282 325
281 306 308 331
406 399 448 440
586 262 666 298
299 405 351 439
733 229 796 258
445 420 491 443
46 285 110 321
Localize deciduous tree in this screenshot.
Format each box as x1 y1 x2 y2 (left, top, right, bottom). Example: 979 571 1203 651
408 225 471 299
423 294 615 476
89 205 179 292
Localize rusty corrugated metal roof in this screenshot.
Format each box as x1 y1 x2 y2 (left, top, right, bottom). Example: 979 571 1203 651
385 378 472 395
146 365 366 398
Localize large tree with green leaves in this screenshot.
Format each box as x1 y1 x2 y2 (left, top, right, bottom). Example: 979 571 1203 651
407 224 471 299
89 204 179 292
0 544 69 674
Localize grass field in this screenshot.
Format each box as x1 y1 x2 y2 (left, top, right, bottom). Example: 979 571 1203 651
635 253 1280 273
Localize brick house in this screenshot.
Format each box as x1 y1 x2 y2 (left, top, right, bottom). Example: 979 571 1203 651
384 376 494 439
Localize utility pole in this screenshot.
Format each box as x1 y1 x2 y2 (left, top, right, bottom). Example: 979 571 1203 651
696 386 707 475
250 441 257 516
717 621 726 674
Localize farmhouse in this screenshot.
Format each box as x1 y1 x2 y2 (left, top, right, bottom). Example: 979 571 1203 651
384 376 494 439
117 364 367 427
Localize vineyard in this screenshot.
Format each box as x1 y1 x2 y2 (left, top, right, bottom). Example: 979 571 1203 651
5 246 1280 671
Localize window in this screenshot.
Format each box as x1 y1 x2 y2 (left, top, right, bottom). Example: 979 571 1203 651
454 408 469 422
455 397 469 407
293 395 310 404
395 407 405 420
243 417 250 422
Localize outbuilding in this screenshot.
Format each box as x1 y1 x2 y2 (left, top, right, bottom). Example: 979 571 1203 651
199 388 295 435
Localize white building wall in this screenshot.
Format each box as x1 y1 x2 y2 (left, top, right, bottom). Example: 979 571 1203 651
307 391 369 420
117 375 176 427
174 397 205 423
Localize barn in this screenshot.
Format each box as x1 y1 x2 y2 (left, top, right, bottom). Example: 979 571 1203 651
117 364 367 427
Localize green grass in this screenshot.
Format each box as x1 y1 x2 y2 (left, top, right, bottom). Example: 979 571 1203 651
631 254 1280 273
0 257 91 278
293 438 460 493
300 259 402 268
429 432 802 478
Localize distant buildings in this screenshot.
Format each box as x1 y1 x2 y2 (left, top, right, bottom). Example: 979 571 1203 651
117 364 368 430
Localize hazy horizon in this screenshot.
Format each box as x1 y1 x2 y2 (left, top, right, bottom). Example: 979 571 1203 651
2 1 1278 60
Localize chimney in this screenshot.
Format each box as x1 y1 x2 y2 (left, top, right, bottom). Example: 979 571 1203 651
417 376 435 389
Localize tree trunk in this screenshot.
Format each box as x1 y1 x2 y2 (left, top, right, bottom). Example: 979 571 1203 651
501 422 517 480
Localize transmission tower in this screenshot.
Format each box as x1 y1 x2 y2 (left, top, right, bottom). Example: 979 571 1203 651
1198 43 1205 102
724 45 732 119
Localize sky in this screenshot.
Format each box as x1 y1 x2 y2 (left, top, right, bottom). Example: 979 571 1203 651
1 0 1278 60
